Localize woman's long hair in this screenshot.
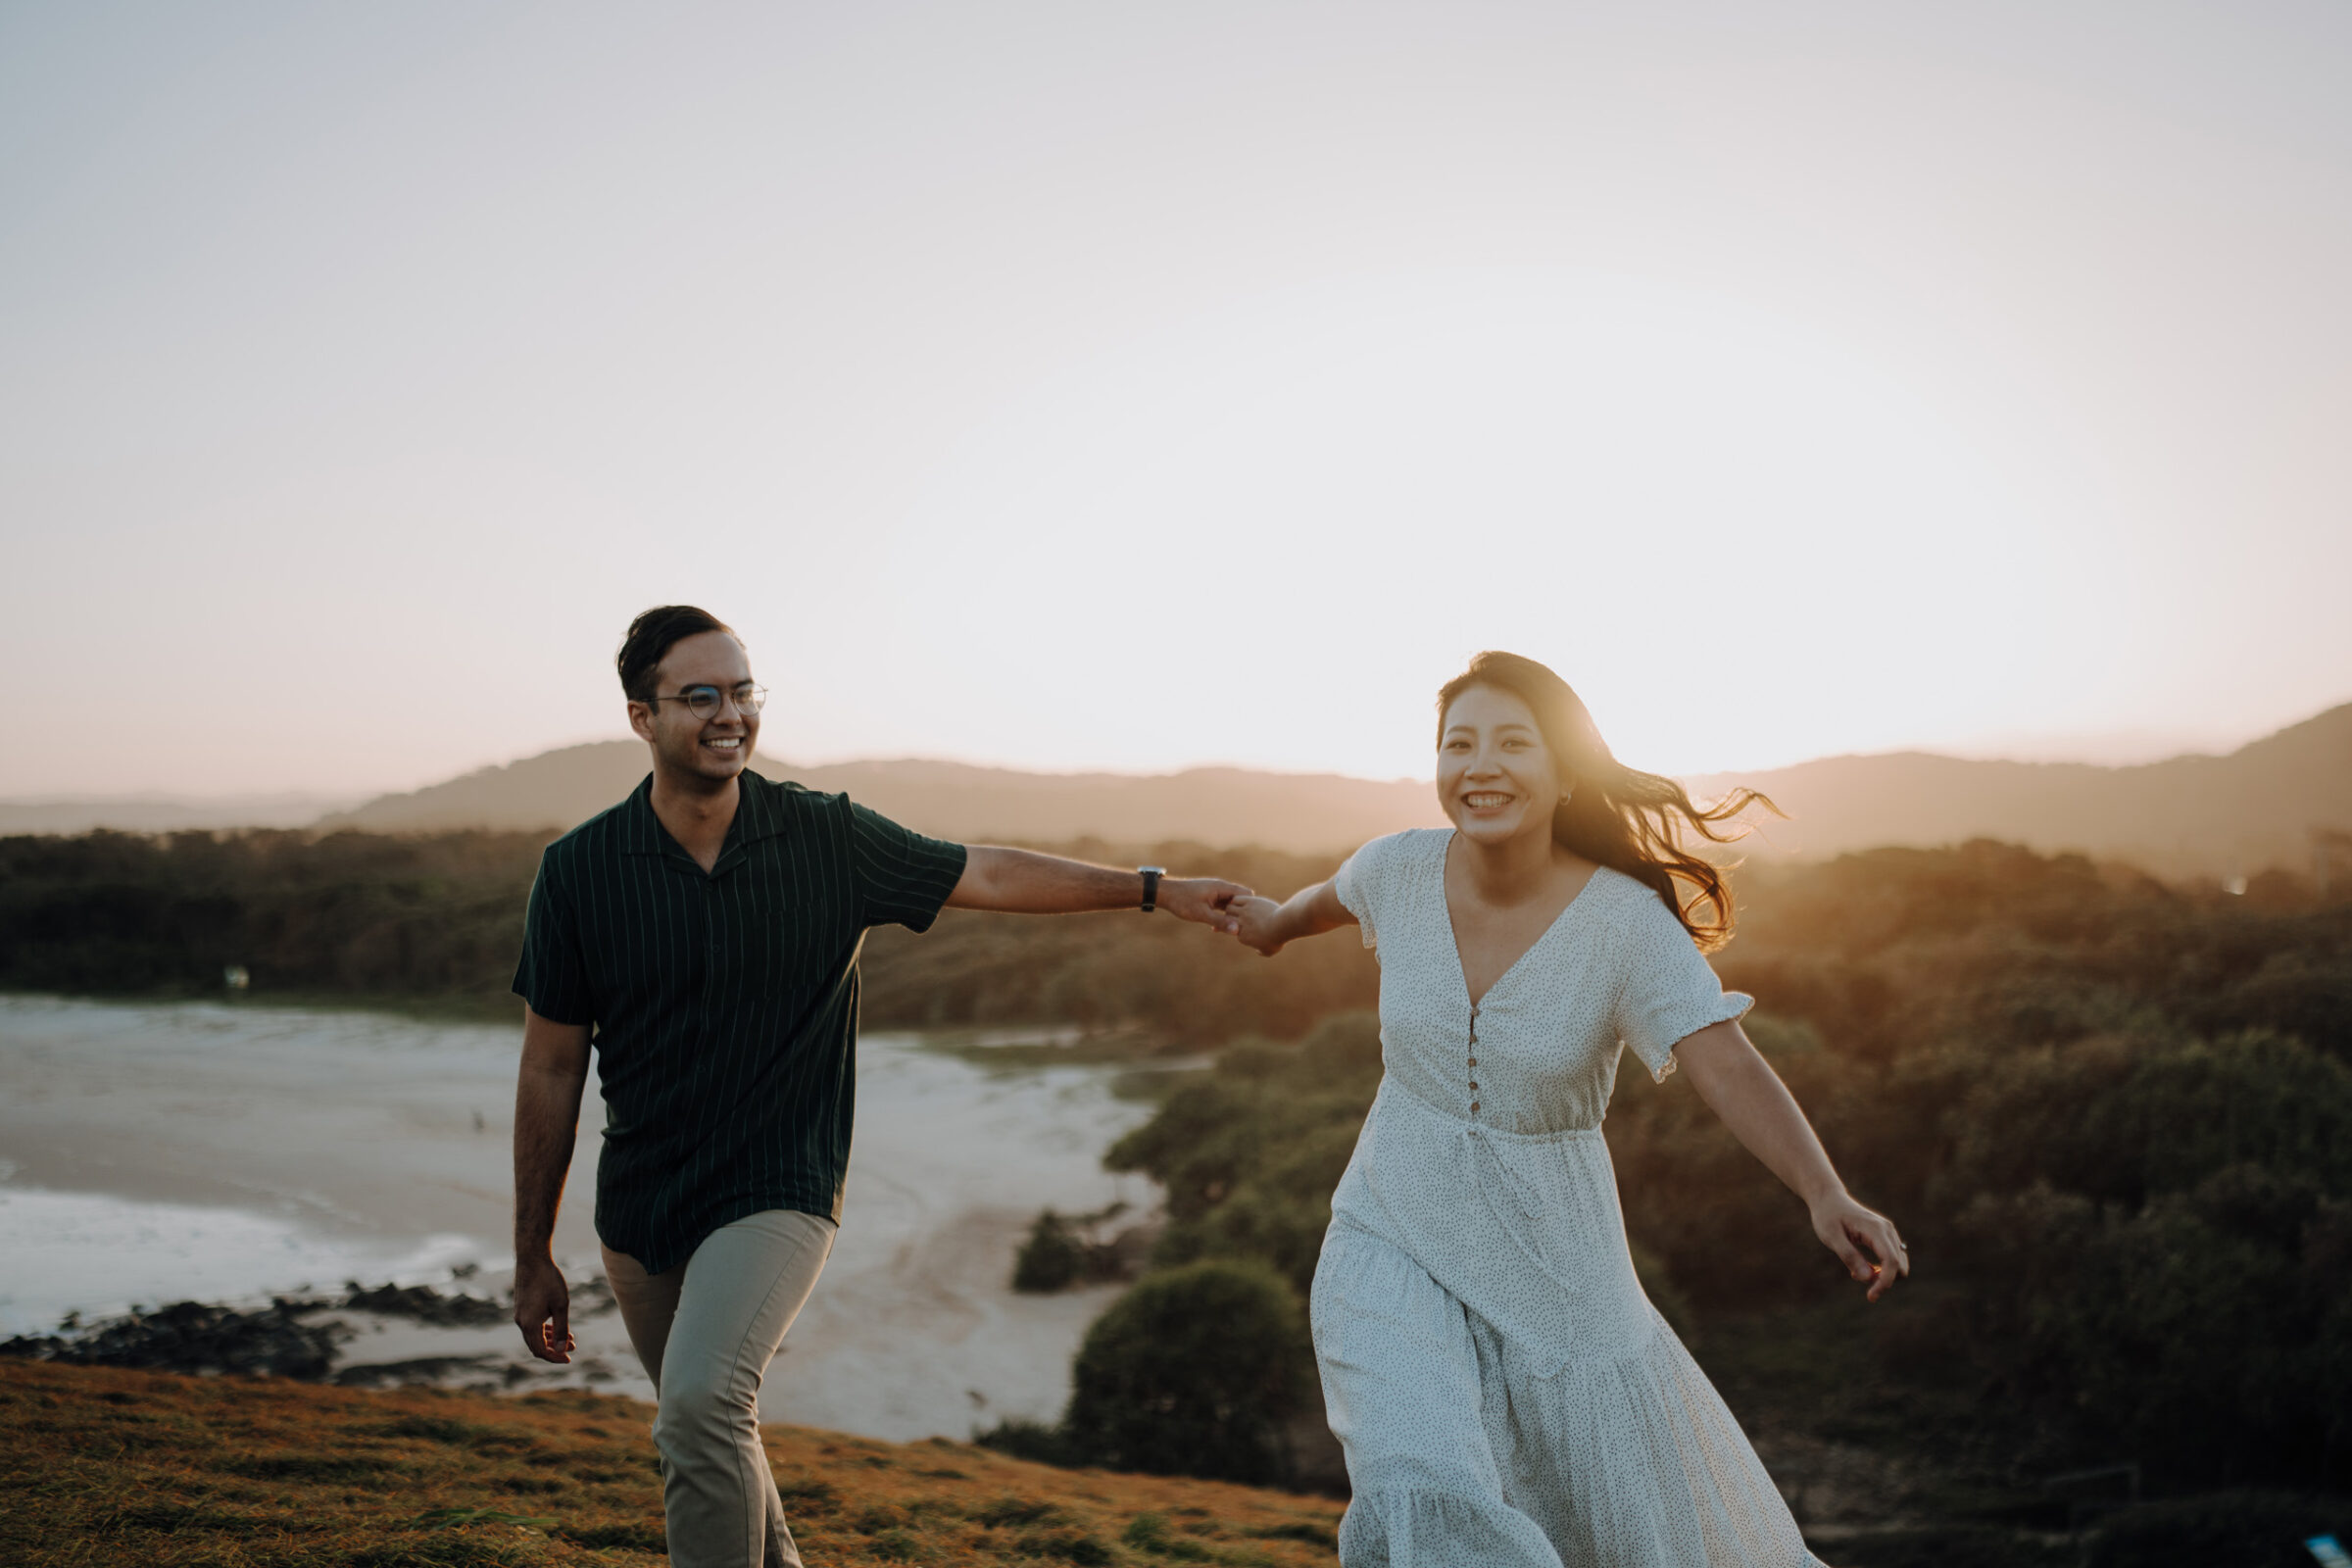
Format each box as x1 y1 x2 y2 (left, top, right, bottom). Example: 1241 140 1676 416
1436 652 1776 952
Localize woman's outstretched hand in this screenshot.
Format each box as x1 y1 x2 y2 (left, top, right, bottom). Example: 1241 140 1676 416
1811 1192 1909 1301
1226 895 1290 956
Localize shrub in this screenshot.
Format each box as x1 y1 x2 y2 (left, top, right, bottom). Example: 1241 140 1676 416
1012 1211 1087 1293
1062 1260 1314 1485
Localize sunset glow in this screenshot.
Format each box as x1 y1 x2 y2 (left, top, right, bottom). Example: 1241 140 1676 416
3 4 2346 797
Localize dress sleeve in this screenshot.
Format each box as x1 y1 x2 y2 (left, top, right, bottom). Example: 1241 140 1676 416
847 800 971 933
1613 884 1753 1083
511 848 596 1027
1331 833 1397 951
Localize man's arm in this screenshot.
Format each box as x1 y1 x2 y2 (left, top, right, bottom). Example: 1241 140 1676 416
512 1004 591 1364
945 846 1249 929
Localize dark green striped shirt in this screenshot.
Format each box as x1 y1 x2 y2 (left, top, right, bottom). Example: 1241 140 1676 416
513 771 967 1275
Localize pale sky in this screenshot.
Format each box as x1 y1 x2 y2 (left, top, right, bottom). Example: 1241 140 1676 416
4 2 2348 798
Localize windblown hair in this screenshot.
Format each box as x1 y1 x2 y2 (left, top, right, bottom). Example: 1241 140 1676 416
616 606 736 703
1436 651 1776 952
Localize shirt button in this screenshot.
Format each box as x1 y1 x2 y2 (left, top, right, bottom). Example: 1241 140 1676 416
1467 1056 1478 1066
1470 1101 1481 1112
1468 1081 1478 1091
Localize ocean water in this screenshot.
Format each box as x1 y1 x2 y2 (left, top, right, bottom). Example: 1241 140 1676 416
0 994 1161 1438
0 1186 476 1333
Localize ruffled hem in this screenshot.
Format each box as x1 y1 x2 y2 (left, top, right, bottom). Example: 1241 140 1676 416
1469 1307 1827 1567
1645 988 1758 1083
1340 1481 1565 1568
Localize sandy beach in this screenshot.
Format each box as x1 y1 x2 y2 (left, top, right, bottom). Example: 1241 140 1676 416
0 995 1159 1440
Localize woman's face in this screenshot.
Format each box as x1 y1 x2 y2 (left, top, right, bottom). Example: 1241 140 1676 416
1438 683 1567 849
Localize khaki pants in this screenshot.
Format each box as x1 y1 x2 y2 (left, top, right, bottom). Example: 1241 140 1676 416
603 1209 836 1568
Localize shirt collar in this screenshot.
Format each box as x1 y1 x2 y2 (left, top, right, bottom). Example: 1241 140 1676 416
619 771 789 862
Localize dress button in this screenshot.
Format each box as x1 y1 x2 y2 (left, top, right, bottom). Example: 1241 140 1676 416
1468 1081 1478 1091
1468 1056 1478 1066
1470 1101 1481 1112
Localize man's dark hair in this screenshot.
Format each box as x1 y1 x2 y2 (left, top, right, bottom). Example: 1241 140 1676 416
617 606 736 703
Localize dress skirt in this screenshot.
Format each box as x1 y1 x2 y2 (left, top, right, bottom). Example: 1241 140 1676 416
1312 1084 1827 1568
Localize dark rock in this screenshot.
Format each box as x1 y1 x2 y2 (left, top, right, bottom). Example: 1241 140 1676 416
0 1299 352 1380
340 1281 507 1327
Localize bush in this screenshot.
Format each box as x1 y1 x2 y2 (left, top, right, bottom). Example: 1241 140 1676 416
1061 1260 1314 1485
971 1417 1076 1467
1012 1211 1088 1294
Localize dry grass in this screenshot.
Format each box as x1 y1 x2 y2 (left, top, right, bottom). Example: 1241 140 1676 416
1 1360 1341 1566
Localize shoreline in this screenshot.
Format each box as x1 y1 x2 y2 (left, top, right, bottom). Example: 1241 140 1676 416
0 995 1160 1441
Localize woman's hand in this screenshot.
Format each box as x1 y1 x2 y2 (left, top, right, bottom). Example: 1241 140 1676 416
1810 1191 1909 1301
1227 895 1291 956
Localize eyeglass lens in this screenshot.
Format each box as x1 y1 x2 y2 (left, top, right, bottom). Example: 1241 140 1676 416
681 685 765 717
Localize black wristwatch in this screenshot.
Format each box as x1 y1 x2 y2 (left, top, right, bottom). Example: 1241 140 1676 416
1138 865 1165 913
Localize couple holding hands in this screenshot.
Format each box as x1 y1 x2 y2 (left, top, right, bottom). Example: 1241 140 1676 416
512 605 1902 1568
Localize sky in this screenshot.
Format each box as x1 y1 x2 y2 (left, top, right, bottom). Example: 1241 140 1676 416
4 2 2349 799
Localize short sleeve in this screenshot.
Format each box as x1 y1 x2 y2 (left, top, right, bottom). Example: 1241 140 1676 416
512 850 596 1027
1613 885 1753 1083
848 800 970 933
1332 832 1402 951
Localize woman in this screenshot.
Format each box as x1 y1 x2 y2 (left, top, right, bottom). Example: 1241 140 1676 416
1226 652 1904 1567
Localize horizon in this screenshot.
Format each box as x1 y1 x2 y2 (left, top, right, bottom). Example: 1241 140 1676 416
6 5 2350 797
7 692 2341 814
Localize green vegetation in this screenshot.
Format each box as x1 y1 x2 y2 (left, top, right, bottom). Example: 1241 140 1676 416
0 830 1372 1043
982 1259 1318 1489
1011 1203 1136 1293
1061 1260 1316 1487
0 829 548 1008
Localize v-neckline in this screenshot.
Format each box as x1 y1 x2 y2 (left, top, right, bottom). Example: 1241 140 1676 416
1440 830 1602 1009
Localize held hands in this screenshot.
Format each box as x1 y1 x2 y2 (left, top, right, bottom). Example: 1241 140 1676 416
1225 895 1290 956
1155 876 1253 930
1811 1191 1910 1302
513 1255 576 1363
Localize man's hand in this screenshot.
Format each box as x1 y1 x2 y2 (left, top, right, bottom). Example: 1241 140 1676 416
1155 876 1251 931
514 1255 575 1363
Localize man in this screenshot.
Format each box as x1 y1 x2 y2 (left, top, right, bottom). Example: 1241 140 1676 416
511 606 1248 1568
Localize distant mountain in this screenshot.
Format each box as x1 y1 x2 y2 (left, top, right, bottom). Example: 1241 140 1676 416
314 745 1448 854
1688 702 2352 880
116 703 2352 879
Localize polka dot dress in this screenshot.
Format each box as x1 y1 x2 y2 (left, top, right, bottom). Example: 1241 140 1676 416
1314 829 1825 1567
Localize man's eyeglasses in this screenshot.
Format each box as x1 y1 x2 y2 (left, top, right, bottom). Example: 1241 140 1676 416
648 684 767 719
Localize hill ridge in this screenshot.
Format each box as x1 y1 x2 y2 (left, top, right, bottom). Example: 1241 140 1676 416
12 705 2343 880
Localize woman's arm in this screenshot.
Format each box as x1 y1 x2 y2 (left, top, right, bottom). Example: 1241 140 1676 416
1229 879 1356 956
1673 1020 1910 1301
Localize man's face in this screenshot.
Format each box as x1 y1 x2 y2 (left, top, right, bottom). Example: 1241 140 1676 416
627 630 760 785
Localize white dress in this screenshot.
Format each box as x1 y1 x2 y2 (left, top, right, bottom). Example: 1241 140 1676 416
1315 829 1824 1567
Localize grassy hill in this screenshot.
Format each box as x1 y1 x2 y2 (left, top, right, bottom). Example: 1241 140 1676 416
0 1359 1343 1567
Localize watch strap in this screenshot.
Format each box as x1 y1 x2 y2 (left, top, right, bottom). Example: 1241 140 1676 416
1138 865 1165 913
